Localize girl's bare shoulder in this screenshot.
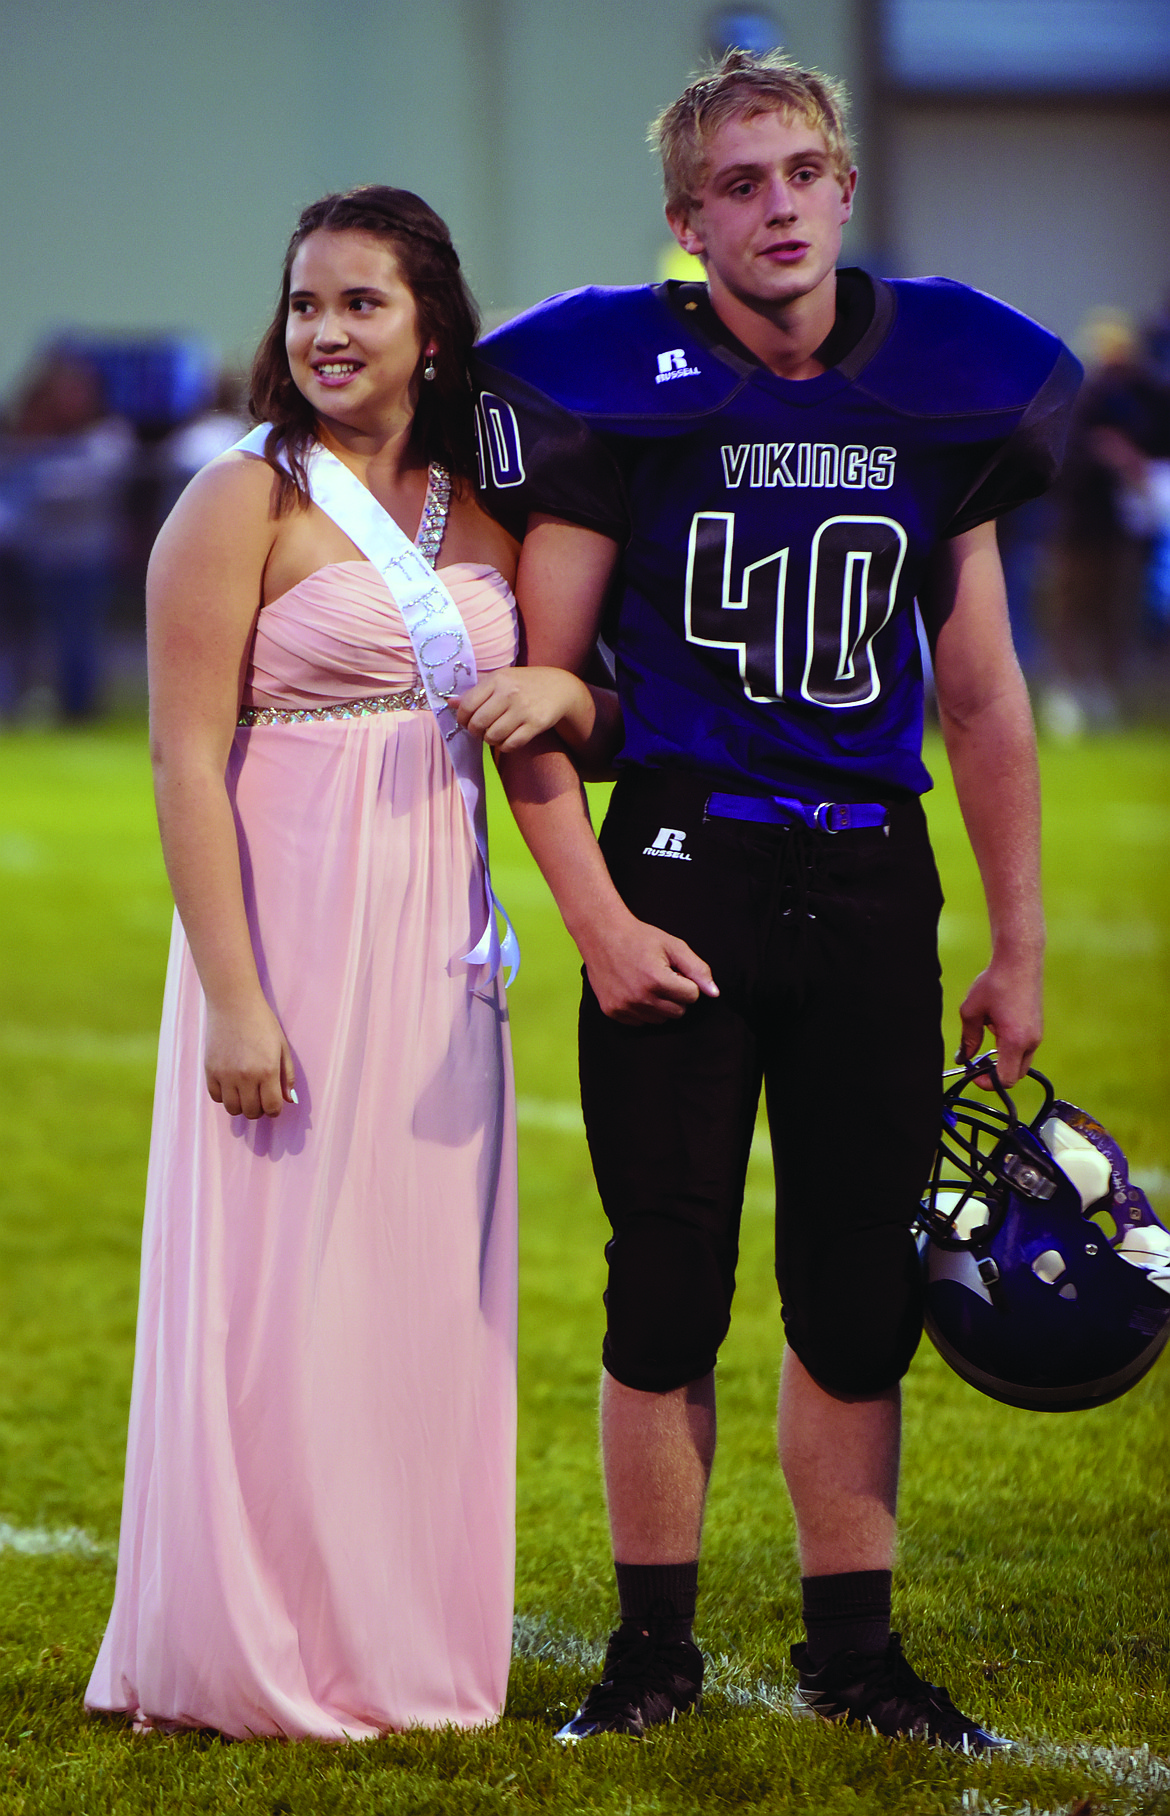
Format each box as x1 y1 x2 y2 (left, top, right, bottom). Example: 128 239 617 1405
148 454 290 598
442 478 520 585
182 448 284 515
155 450 286 559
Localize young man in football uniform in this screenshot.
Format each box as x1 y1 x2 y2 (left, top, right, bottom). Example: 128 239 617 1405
462 51 1079 1749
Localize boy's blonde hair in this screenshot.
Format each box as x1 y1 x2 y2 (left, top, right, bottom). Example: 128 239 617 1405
650 48 855 218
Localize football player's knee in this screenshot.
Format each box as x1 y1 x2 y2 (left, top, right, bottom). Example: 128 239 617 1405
785 1229 924 1396
602 1217 732 1392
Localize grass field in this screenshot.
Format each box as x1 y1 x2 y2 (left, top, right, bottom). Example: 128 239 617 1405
0 723 1167 1815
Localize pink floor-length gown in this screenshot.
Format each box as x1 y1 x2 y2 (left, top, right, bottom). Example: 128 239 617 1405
86 514 519 1739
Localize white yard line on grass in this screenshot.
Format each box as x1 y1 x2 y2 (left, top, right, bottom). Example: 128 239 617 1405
0 1521 114 1559
0 1027 157 1065
515 1098 585 1135
1 1066 1157 1199
939 912 1162 957
511 1614 787 1711
516 1098 773 1165
1005 1742 1170 1802
517 1100 1166 1194
0 1570 1159 1791
512 1617 1170 1792
0 834 43 873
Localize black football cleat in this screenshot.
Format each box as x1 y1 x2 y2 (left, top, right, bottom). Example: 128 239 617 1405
555 1623 703 1741
791 1632 1011 1754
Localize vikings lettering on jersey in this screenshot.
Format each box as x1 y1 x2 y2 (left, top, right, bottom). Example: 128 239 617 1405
474 275 1080 798
719 441 895 491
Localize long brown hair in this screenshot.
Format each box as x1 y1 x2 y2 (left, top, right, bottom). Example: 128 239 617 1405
249 186 481 511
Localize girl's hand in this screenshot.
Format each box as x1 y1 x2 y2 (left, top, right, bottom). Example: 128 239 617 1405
204 997 297 1119
454 667 593 752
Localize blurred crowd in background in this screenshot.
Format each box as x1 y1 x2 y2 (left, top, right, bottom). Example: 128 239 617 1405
1020 299 1170 736
1 301 1169 729
0 340 247 723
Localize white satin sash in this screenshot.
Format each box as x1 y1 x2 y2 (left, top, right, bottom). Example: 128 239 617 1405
237 426 519 985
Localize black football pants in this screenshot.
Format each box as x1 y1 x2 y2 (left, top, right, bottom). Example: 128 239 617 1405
579 767 944 1398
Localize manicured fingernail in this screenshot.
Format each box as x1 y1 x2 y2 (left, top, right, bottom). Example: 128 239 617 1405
289 1088 299 1105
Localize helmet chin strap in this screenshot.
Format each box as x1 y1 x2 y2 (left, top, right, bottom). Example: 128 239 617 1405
1115 1225 1170 1294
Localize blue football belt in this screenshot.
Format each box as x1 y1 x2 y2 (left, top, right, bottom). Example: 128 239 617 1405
705 792 889 833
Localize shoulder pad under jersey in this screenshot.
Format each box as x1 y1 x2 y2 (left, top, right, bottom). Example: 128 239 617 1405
863 278 1081 419
479 285 746 426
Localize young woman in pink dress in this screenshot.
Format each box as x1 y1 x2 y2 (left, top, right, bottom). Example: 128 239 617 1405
85 187 604 1741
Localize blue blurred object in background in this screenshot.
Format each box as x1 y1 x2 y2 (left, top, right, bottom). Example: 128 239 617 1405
705 5 785 60
885 0 1170 93
48 334 218 433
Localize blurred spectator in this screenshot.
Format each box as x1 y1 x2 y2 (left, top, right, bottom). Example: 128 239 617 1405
1118 449 1170 646
0 437 35 714
4 354 133 721
156 370 249 521
1041 310 1170 733
996 493 1050 678
1145 288 1170 386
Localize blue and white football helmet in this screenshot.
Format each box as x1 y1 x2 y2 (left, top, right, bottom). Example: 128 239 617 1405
917 1057 1170 1411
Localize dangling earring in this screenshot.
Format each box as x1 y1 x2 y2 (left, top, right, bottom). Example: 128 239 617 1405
423 350 437 382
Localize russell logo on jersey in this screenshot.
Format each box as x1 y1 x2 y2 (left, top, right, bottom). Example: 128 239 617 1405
656 349 702 384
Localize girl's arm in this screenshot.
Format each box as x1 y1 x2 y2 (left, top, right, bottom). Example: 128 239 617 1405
454 512 624 767
147 453 295 1119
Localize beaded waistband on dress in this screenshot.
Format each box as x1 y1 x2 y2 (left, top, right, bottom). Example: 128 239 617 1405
238 683 429 727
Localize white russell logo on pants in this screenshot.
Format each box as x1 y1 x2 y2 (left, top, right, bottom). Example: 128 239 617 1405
643 827 692 860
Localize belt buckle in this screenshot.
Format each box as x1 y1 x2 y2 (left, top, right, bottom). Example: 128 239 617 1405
814 801 845 833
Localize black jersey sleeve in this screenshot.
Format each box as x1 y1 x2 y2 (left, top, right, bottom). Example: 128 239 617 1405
944 342 1083 536
472 354 630 544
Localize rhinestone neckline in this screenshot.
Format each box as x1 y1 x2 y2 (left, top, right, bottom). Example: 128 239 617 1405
415 463 451 567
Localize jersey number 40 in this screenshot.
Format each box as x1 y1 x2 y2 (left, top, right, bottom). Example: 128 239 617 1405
684 511 908 708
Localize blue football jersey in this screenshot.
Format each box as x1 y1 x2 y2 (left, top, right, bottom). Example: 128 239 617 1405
475 276 1080 799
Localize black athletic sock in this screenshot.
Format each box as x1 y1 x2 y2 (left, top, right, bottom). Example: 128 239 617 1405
800 1569 892 1667
614 1560 699 1646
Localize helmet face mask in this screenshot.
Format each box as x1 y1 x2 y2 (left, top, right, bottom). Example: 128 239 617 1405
922 1064 1064 1252
918 1058 1170 1412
